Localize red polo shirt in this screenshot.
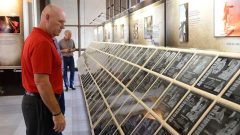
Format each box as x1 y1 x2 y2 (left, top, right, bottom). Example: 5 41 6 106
21 27 63 94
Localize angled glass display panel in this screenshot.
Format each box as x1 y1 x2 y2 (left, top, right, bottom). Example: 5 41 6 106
133 73 158 98
131 113 161 135
131 48 147 63
114 97 139 124
125 46 137 61
110 91 130 113
195 57 240 95
167 92 212 135
105 57 119 69
142 78 170 108
156 127 172 135
116 63 133 81
117 46 129 58
136 48 156 66
121 46 136 60
108 60 124 74
127 70 149 91
223 74 240 104
193 103 240 135
105 84 124 104
94 111 112 135
121 104 146 135
91 103 108 124
99 120 118 135
152 51 178 73
121 66 140 85
90 98 105 116
163 52 193 78
102 81 120 96
112 62 129 77
152 84 187 119
126 47 142 61
177 54 215 85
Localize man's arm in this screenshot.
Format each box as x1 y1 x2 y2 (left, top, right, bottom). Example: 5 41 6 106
34 74 65 132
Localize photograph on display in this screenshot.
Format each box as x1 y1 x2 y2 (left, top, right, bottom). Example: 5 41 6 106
193 104 240 135
137 48 156 66
153 84 188 119
131 48 146 63
177 54 214 85
144 50 166 70
133 22 139 39
120 24 124 39
215 0 240 36
179 3 188 42
223 74 240 104
163 52 193 78
0 16 20 33
127 70 148 91
195 57 240 94
122 113 146 135
132 114 161 135
156 127 172 135
144 16 153 39
167 93 212 134
98 120 118 135
152 51 178 73
142 78 170 108
133 73 158 98
94 111 112 135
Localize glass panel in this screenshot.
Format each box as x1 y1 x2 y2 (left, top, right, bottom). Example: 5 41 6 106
223 74 240 104
153 84 187 119
163 52 193 78
152 51 178 73
193 104 240 135
177 54 214 85
144 50 166 70
195 57 240 95
167 93 212 134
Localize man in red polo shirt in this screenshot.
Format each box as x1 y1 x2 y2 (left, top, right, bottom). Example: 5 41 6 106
21 4 66 135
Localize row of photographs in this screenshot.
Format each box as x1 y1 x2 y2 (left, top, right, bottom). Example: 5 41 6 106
78 43 240 135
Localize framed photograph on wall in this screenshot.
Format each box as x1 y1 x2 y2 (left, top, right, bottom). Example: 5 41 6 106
215 0 240 36
144 16 153 39
179 3 188 42
0 16 20 33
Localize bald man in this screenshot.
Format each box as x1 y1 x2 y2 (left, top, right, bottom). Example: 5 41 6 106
21 4 66 135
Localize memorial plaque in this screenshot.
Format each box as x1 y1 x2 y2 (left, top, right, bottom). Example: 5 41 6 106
122 66 140 85
177 54 214 85
126 47 138 61
144 50 166 70
163 52 193 78
142 78 170 108
132 114 161 135
153 84 187 119
223 74 240 104
127 70 148 91
122 113 145 135
133 73 158 98
152 51 178 73
131 48 147 63
94 112 112 135
137 48 156 66
156 127 172 135
99 120 118 135
167 93 212 134
193 104 240 135
196 57 240 94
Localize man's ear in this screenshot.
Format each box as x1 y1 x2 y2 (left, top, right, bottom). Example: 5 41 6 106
45 14 50 20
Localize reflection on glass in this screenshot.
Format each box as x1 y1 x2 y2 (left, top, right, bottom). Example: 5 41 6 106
133 73 158 98
152 51 178 73
163 52 193 78
127 70 148 91
122 66 139 85
142 78 170 108
153 84 187 119
132 113 161 135
121 104 146 134
177 54 214 85
94 111 112 135
156 127 172 135
167 93 212 134
99 120 118 135
137 48 156 66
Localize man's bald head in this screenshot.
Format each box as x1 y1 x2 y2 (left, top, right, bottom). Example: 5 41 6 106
39 4 66 37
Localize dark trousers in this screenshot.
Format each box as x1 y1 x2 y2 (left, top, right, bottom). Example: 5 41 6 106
63 56 75 88
22 94 60 135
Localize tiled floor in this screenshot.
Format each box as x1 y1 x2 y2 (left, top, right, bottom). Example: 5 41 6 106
0 74 91 135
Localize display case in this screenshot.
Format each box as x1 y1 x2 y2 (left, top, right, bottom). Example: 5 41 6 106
78 42 240 135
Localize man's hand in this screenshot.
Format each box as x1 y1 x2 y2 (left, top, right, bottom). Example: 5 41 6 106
53 113 66 132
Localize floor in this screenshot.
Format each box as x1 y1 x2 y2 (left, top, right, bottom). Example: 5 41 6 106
0 74 91 135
